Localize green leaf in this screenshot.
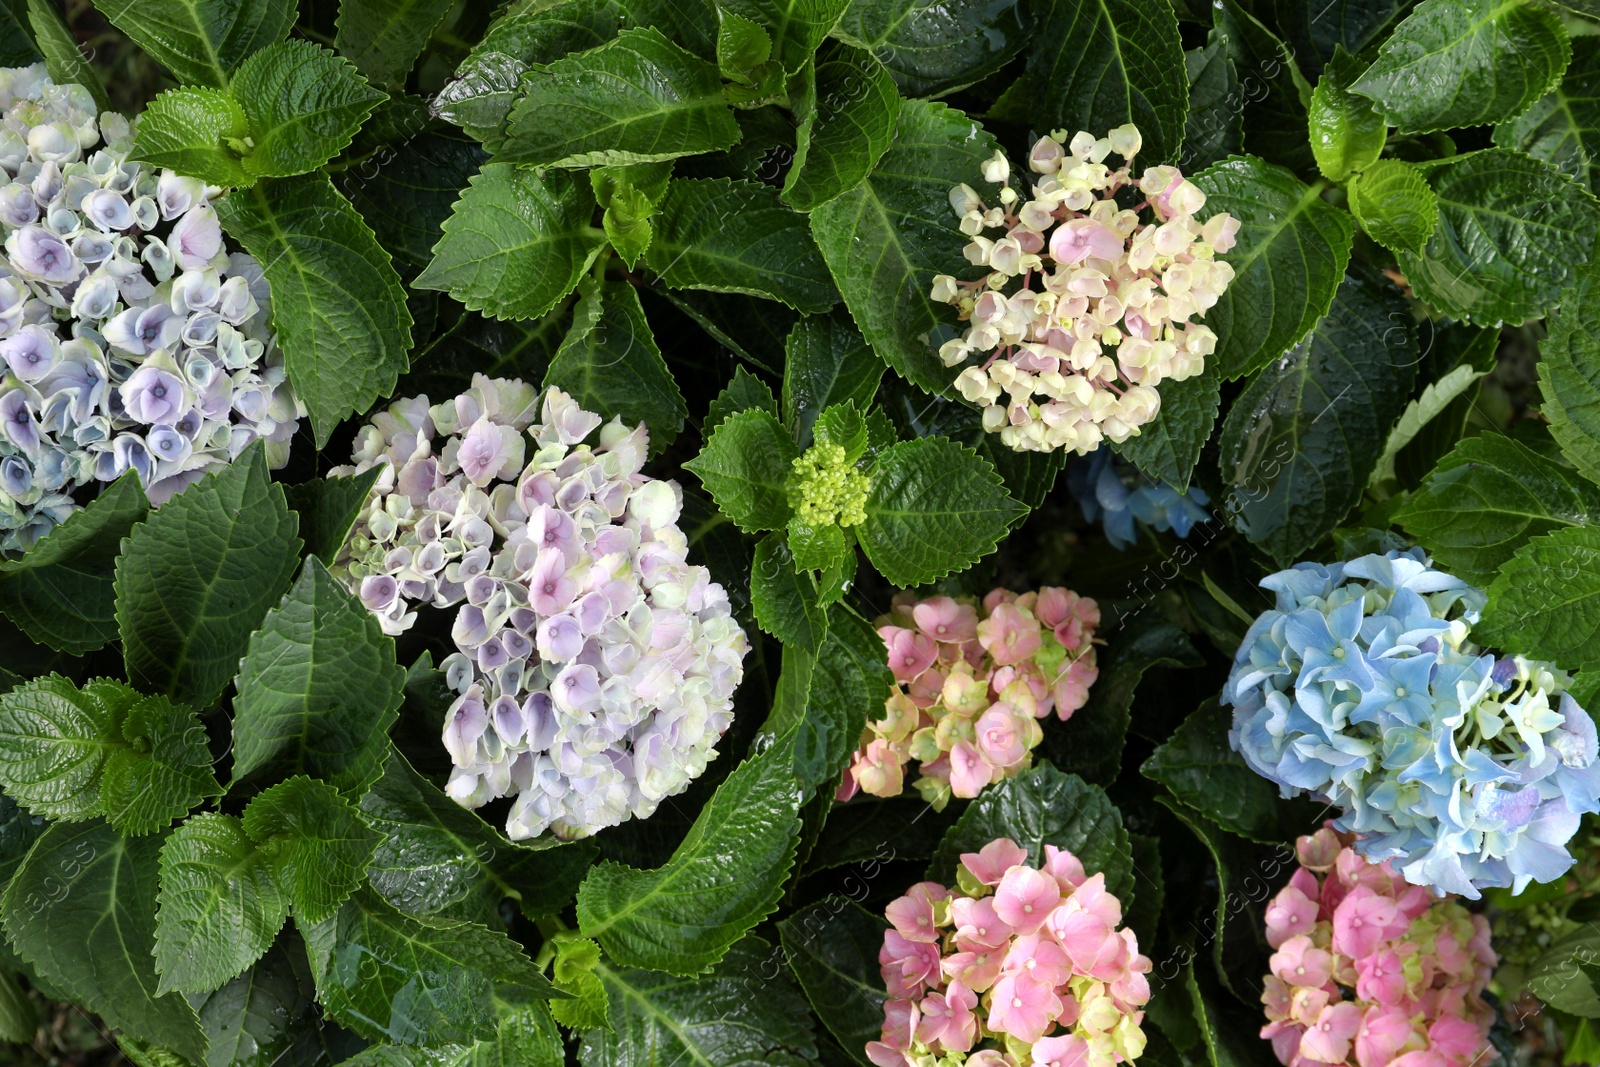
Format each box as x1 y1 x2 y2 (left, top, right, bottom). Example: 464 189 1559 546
0 966 35 1043
1111 372 1219 492
1308 48 1385 183
433 0 625 149
704 365 779 434
718 0 846 73
886 389 1062 509
28 0 106 112
1478 525 1600 670
1039 611 1201 787
335 0 456 88
1349 0 1570 135
1369 363 1487 494
1347 158 1439 257
0 472 147 655
154 813 289 997
340 129 489 277
0 675 128 821
1143 699 1314 845
833 0 1022 97
1185 956 1280 1067
685 407 798 532
928 763 1136 905
195 933 340 1067
500 27 739 167
543 278 687 451
304 886 556 1047
95 0 293 88
750 533 826 646
717 7 772 78
814 403 867 461
1399 148 1600 327
101 695 220 835
217 174 413 446
115 442 302 709
1019 0 1187 165
645 177 837 314
231 40 386 179
285 468 382 566
551 936 609 1031
576 731 802 975
1217 266 1417 565
1191 155 1354 381
1495 35 1600 194
0 792 46 906
1180 31 1242 172
1 821 207 1063
783 44 899 213
1213 0 1313 171
242 776 380 923
809 100 998 396
360 751 600 926
782 310 883 448
129 87 252 187
762 602 890 790
0 0 37 66
1538 261 1600 484
858 436 1024 587
787 518 848 575
1396 433 1600 587
415 163 605 322
778 899 886 1066
1529 924 1600 1017
230 557 404 796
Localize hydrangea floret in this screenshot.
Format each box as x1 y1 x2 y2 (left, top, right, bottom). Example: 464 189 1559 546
1067 445 1210 551
869 836 1151 1067
1224 548 1600 898
790 437 868 527
1260 827 1495 1067
929 124 1239 455
330 377 749 840
0 64 298 553
840 588 1100 808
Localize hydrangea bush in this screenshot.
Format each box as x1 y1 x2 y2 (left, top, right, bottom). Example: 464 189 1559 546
2 0 1600 1065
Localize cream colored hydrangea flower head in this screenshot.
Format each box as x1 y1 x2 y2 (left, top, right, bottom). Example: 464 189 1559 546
930 124 1240 455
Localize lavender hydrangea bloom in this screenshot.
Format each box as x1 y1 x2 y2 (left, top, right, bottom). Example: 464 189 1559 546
331 378 750 842
1067 444 1210 550
1223 548 1600 899
0 64 301 553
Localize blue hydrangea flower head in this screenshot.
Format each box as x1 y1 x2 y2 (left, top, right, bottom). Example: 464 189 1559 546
1067 444 1210 550
1224 547 1600 899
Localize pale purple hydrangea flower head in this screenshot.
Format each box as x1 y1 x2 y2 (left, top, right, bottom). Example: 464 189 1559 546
0 64 301 554
332 379 750 841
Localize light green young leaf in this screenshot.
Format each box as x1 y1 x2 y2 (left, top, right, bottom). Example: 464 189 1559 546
242 776 380 924
581 938 816 1067
1396 433 1600 587
27 0 106 112
543 279 688 453
1537 260 1600 485
230 557 404 796
217 174 413 446
0 471 147 655
415 163 606 322
814 402 867 461
129 87 252 187
500 27 739 167
1495 35 1600 194
704 365 779 434
1347 158 1438 256
1308 47 1385 182
1020 0 1187 165
833 0 1023 97
809 100 998 396
95 0 293 87
100 695 220 836
1478 525 1600 670
787 517 849 575
645 177 838 313
576 732 802 975
1399 148 1600 327
334 0 457 88
858 436 1025 587
1111 371 1220 492
716 7 772 79
719 0 846 73
783 43 900 213
782 310 883 447
115 441 302 709
683 407 798 532
551 935 609 1031
154 813 289 997
1368 363 1487 494
1217 266 1416 565
1349 0 1570 134
231 40 386 179
2 821 207 1063
1191 155 1354 380
304 886 557 1047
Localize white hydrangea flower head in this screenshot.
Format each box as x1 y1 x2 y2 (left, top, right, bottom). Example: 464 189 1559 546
930 124 1241 455
331 378 750 841
0 64 300 554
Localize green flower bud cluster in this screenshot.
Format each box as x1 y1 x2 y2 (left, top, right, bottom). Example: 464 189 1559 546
790 440 869 528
